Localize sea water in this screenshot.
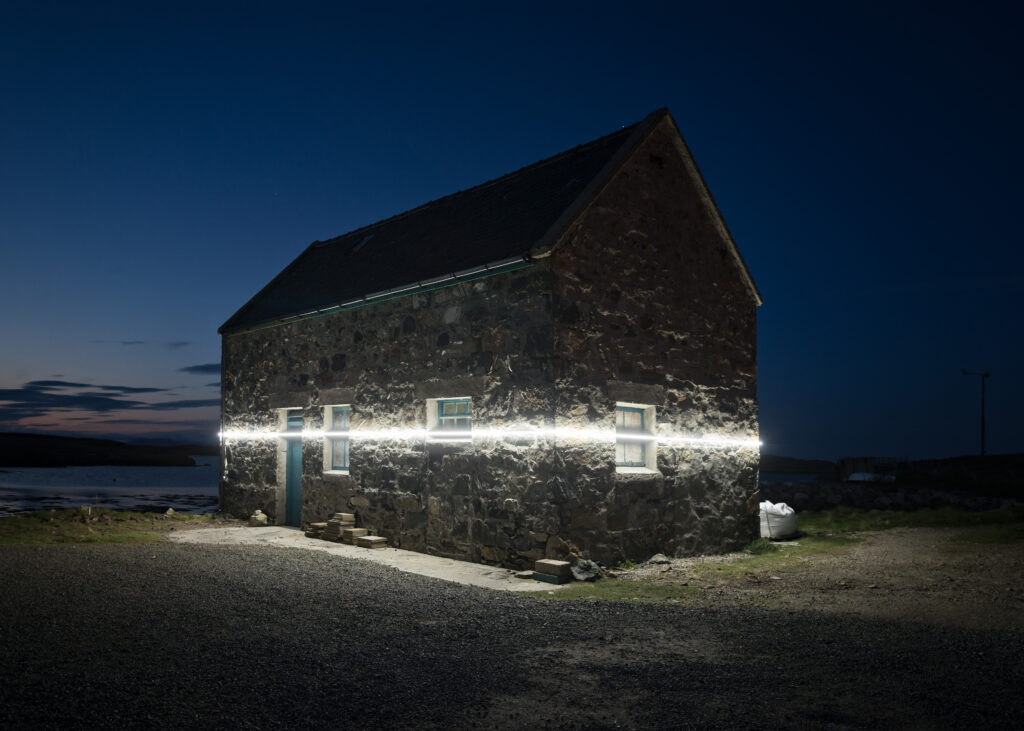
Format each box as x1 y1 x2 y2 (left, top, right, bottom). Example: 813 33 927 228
0 456 219 517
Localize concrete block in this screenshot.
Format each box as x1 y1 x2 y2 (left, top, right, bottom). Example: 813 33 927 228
535 559 572 578
357 535 388 549
532 571 570 584
342 527 368 539
334 513 355 522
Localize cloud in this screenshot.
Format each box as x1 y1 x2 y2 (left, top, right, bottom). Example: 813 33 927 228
0 382 147 422
147 399 221 410
0 379 218 427
25 379 93 389
92 418 219 427
24 380 169 395
89 340 193 349
96 385 169 394
205 381 221 388
179 363 220 375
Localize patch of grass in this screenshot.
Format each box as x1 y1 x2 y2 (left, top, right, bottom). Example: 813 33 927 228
695 535 859 580
744 537 779 554
0 508 224 546
616 560 638 570
538 579 700 604
799 505 1024 534
950 522 1024 545
541 505 1024 606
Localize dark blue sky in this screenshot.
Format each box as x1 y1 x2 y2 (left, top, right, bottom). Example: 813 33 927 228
1 1 1021 459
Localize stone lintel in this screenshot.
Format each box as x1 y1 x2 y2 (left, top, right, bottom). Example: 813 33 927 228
606 380 665 406
415 376 489 399
320 387 356 405
268 391 310 410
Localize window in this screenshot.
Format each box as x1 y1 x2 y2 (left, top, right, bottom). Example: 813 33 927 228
427 397 472 441
436 397 471 430
326 405 350 471
615 403 656 470
615 406 646 466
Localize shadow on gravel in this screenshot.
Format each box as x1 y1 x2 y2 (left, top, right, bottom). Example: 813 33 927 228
1 543 1020 729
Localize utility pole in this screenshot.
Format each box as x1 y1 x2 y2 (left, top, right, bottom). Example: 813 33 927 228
961 369 990 456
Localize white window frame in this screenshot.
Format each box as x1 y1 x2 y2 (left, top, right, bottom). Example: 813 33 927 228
615 402 656 472
323 404 351 473
426 397 472 442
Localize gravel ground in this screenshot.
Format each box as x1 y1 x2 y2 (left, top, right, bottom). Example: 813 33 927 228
1 543 1021 729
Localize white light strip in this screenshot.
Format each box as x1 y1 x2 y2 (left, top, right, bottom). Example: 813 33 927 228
218 426 760 449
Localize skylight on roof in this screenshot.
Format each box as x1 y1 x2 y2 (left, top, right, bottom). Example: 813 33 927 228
353 233 374 252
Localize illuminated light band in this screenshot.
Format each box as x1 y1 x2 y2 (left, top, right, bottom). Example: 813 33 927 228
218 426 760 449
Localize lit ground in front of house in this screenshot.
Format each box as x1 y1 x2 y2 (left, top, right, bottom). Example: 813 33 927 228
167 524 564 592
1 538 1021 729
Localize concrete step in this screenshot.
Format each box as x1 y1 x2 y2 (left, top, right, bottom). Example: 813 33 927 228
534 559 572 579
357 535 387 549
532 571 570 585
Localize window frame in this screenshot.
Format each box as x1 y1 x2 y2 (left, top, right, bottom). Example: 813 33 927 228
427 397 473 441
615 402 656 471
325 405 351 472
615 405 647 467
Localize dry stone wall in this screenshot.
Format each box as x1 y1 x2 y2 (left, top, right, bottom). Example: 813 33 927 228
222 265 567 566
547 117 761 559
220 118 760 567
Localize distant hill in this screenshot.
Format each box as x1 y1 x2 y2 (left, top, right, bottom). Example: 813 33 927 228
0 432 218 468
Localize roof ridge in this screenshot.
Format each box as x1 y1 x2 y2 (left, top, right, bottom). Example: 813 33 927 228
221 110 666 333
312 121 640 248
527 108 670 258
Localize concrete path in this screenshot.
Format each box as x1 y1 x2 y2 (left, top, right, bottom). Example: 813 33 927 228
167 525 564 593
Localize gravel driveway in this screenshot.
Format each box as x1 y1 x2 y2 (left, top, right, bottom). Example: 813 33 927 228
1 543 1021 729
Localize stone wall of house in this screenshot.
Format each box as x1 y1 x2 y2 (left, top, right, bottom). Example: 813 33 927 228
220 263 564 566
546 116 761 559
220 117 761 567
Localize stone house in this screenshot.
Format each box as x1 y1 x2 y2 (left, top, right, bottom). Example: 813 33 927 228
219 107 762 567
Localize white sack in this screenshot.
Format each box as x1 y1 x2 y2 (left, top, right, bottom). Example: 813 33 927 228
759 500 798 539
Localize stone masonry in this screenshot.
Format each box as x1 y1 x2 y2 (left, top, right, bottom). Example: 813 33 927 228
220 110 761 568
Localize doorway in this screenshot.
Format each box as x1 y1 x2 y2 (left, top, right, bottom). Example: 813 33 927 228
284 409 303 526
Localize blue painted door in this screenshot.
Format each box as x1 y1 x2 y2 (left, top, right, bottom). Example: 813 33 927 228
284 409 303 526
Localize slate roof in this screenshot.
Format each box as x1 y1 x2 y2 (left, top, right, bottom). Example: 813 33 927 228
220 112 663 334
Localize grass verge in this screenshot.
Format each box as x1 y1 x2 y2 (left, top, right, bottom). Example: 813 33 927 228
549 580 700 603
950 522 1024 545
798 505 1024 534
0 508 229 545
542 505 1024 604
